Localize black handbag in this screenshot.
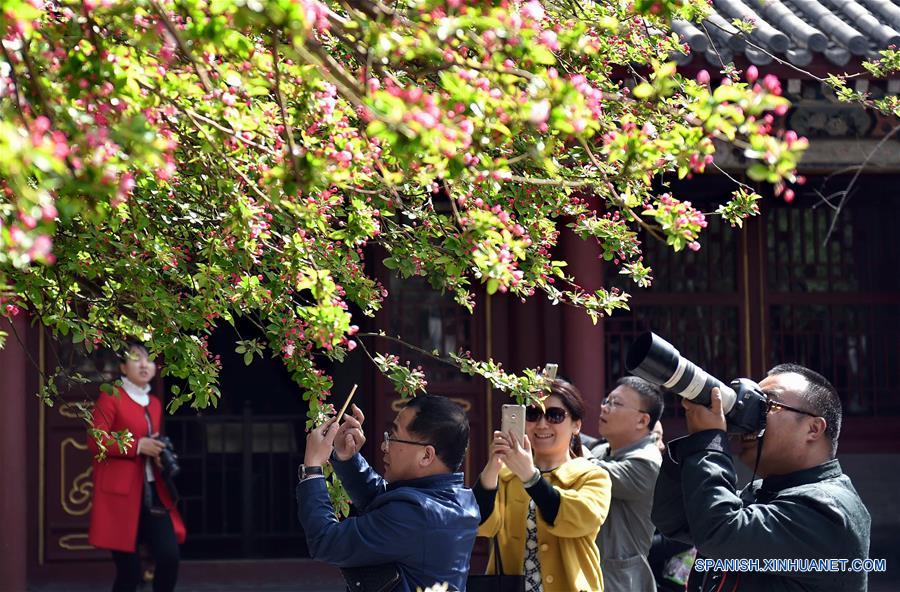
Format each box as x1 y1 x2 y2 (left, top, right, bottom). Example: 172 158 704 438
466 538 526 592
340 563 401 592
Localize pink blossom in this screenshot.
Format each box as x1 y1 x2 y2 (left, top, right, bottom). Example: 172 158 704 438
528 100 550 125
522 1 545 21
746 65 759 83
537 30 559 51
763 74 781 95
29 234 54 260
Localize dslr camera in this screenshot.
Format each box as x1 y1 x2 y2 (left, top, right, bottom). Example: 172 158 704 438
626 332 768 435
155 435 181 478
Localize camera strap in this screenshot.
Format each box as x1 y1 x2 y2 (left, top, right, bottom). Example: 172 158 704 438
142 408 155 510
749 431 766 486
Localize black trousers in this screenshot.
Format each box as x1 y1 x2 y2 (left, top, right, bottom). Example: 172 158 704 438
111 488 180 592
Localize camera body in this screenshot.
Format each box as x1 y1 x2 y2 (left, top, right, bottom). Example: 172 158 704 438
626 332 768 435
156 435 181 478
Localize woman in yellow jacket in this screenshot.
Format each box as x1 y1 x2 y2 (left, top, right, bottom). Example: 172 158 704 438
474 378 611 592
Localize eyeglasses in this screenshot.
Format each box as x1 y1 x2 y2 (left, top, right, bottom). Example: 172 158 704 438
383 431 432 451
601 397 650 414
525 406 569 424
765 399 819 418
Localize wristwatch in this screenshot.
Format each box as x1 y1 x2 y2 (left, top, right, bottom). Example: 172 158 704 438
298 464 324 481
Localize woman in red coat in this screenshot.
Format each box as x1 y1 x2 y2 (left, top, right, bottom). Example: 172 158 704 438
88 343 186 592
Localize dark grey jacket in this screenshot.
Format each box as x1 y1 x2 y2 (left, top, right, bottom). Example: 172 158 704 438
652 430 871 592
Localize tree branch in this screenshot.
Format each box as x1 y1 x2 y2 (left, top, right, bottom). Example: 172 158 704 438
149 0 213 93
270 32 303 187
822 122 900 244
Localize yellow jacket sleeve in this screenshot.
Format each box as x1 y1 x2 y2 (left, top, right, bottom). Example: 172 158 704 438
477 495 503 538
542 460 611 538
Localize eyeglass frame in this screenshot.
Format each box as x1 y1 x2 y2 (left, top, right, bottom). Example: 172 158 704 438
525 405 571 424
765 399 819 418
601 397 650 414
383 431 432 451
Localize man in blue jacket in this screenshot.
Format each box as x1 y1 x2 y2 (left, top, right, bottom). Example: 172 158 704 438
297 394 479 592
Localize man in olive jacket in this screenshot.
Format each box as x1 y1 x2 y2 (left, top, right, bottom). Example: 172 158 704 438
652 364 871 592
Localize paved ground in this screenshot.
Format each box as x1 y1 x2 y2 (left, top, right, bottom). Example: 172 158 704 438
27 559 896 591
27 559 347 592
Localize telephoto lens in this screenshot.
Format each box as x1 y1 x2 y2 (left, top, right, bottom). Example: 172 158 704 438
625 332 738 412
625 332 768 434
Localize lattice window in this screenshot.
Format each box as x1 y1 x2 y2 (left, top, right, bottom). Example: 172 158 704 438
639 214 738 293
769 304 900 416
766 184 900 417
386 275 476 385
766 203 900 293
605 306 741 413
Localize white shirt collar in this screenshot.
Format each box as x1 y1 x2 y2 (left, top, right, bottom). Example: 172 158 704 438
121 376 151 407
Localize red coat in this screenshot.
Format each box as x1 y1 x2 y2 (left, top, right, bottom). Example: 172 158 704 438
88 386 186 552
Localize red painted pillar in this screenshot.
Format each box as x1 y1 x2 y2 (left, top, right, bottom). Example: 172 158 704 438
559 214 606 437
0 316 28 592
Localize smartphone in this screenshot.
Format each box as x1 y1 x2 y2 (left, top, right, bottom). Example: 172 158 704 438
501 404 526 442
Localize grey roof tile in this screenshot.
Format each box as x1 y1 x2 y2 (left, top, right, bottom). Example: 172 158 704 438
672 19 710 53
858 0 900 30
750 0 828 51
820 0 900 47
717 0 791 52
677 0 900 66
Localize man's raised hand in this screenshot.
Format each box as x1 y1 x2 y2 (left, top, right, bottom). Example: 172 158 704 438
334 404 366 461
305 418 340 466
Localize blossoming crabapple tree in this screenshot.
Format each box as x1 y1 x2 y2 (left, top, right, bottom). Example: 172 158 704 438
2 0 806 471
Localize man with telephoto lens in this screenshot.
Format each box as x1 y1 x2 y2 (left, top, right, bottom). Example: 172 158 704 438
652 364 871 592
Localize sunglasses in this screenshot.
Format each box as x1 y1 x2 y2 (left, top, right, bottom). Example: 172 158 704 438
525 406 569 424
765 399 819 418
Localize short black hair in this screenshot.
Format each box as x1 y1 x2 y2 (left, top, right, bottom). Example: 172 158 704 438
617 376 664 430
767 363 841 456
404 395 470 472
119 341 150 363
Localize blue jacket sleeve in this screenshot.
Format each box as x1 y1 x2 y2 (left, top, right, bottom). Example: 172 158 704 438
296 477 422 568
330 452 387 512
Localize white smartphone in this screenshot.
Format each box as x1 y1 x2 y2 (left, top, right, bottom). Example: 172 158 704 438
501 404 526 442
